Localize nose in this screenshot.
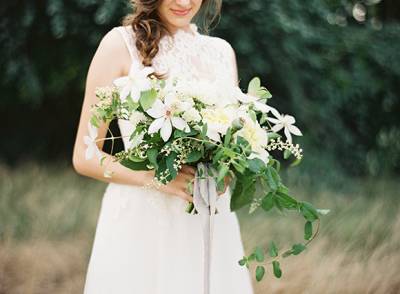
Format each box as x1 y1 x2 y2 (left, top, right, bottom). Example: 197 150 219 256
176 0 191 7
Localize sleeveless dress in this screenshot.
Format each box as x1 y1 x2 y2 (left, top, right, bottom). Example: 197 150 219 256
83 23 254 294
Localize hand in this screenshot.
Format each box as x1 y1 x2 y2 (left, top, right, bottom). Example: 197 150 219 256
157 164 196 203
217 175 232 197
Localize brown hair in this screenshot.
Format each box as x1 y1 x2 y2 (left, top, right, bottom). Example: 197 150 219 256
122 0 222 79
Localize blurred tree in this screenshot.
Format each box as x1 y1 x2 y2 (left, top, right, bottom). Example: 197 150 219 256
0 0 399 176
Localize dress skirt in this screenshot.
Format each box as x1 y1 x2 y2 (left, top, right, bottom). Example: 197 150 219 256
83 182 254 294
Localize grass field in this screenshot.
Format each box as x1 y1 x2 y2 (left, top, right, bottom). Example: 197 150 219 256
0 160 399 294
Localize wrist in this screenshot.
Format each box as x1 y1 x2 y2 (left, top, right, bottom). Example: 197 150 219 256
142 170 161 190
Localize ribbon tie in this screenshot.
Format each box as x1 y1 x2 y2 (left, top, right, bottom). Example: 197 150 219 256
193 162 220 294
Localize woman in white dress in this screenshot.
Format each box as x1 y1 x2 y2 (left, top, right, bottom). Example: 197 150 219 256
72 0 254 293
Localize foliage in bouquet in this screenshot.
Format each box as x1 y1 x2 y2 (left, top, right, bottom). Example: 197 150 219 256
85 65 329 282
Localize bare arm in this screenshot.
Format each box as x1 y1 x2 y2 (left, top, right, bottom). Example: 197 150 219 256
228 42 240 87
72 28 194 202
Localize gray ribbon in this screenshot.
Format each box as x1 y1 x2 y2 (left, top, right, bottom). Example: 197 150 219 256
193 162 219 294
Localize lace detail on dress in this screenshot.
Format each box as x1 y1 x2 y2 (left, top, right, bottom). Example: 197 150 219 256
112 23 235 215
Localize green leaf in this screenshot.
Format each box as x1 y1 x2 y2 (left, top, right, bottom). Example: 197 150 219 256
248 158 266 173
290 157 302 167
128 153 145 162
261 192 275 212
100 156 107 166
256 265 265 282
300 201 319 222
224 127 232 146
201 123 208 138
232 161 246 174
257 86 272 99
267 132 280 140
90 115 100 128
146 148 158 169
291 243 306 255
120 158 150 171
139 88 157 110
126 95 139 111
217 164 229 184
282 249 293 258
268 241 278 257
247 77 261 94
166 152 178 180
186 150 202 163
275 191 299 210
173 128 197 138
254 246 265 262
230 178 255 211
304 221 313 240
283 149 291 159
272 261 282 278
249 109 257 122
238 257 247 266
265 166 279 191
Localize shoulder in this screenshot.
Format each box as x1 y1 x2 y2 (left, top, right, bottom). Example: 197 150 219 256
201 34 235 55
93 26 133 75
98 26 130 55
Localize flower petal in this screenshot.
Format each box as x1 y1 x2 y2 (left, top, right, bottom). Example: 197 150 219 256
146 99 165 118
148 117 165 134
207 129 221 142
85 145 94 160
83 135 92 145
141 66 155 77
285 115 296 124
88 122 98 139
171 117 189 131
284 127 293 143
160 118 172 141
113 76 129 88
288 125 302 136
164 92 175 106
269 107 281 120
254 101 272 113
267 117 280 125
120 85 130 101
271 124 284 133
130 87 141 103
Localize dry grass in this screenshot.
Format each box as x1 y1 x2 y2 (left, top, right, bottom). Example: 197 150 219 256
0 161 399 293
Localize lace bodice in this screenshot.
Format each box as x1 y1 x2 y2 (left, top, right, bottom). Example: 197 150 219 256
112 23 235 214
115 23 237 87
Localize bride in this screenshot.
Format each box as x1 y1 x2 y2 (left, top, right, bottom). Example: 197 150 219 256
72 0 254 293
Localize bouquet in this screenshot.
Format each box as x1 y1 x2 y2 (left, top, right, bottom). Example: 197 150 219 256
84 63 329 282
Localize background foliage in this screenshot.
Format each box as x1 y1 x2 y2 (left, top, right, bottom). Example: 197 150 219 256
0 0 399 176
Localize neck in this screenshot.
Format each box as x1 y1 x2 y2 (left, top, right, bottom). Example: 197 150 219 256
166 23 193 36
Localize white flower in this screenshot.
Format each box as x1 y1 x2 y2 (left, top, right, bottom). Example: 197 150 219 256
146 94 190 141
113 62 155 102
234 86 274 113
267 108 302 143
235 117 269 163
129 110 147 127
176 79 218 106
130 131 145 148
182 107 201 123
201 106 237 142
84 122 102 160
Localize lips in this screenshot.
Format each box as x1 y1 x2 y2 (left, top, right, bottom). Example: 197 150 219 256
170 8 191 16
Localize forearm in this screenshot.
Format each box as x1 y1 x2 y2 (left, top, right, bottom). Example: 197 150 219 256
73 149 155 187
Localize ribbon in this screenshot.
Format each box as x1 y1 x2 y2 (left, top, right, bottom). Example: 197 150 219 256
193 162 219 294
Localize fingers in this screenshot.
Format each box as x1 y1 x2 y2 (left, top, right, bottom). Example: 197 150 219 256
181 164 196 176
178 190 193 202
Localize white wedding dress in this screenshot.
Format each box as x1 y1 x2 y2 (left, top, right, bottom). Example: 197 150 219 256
83 23 254 294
